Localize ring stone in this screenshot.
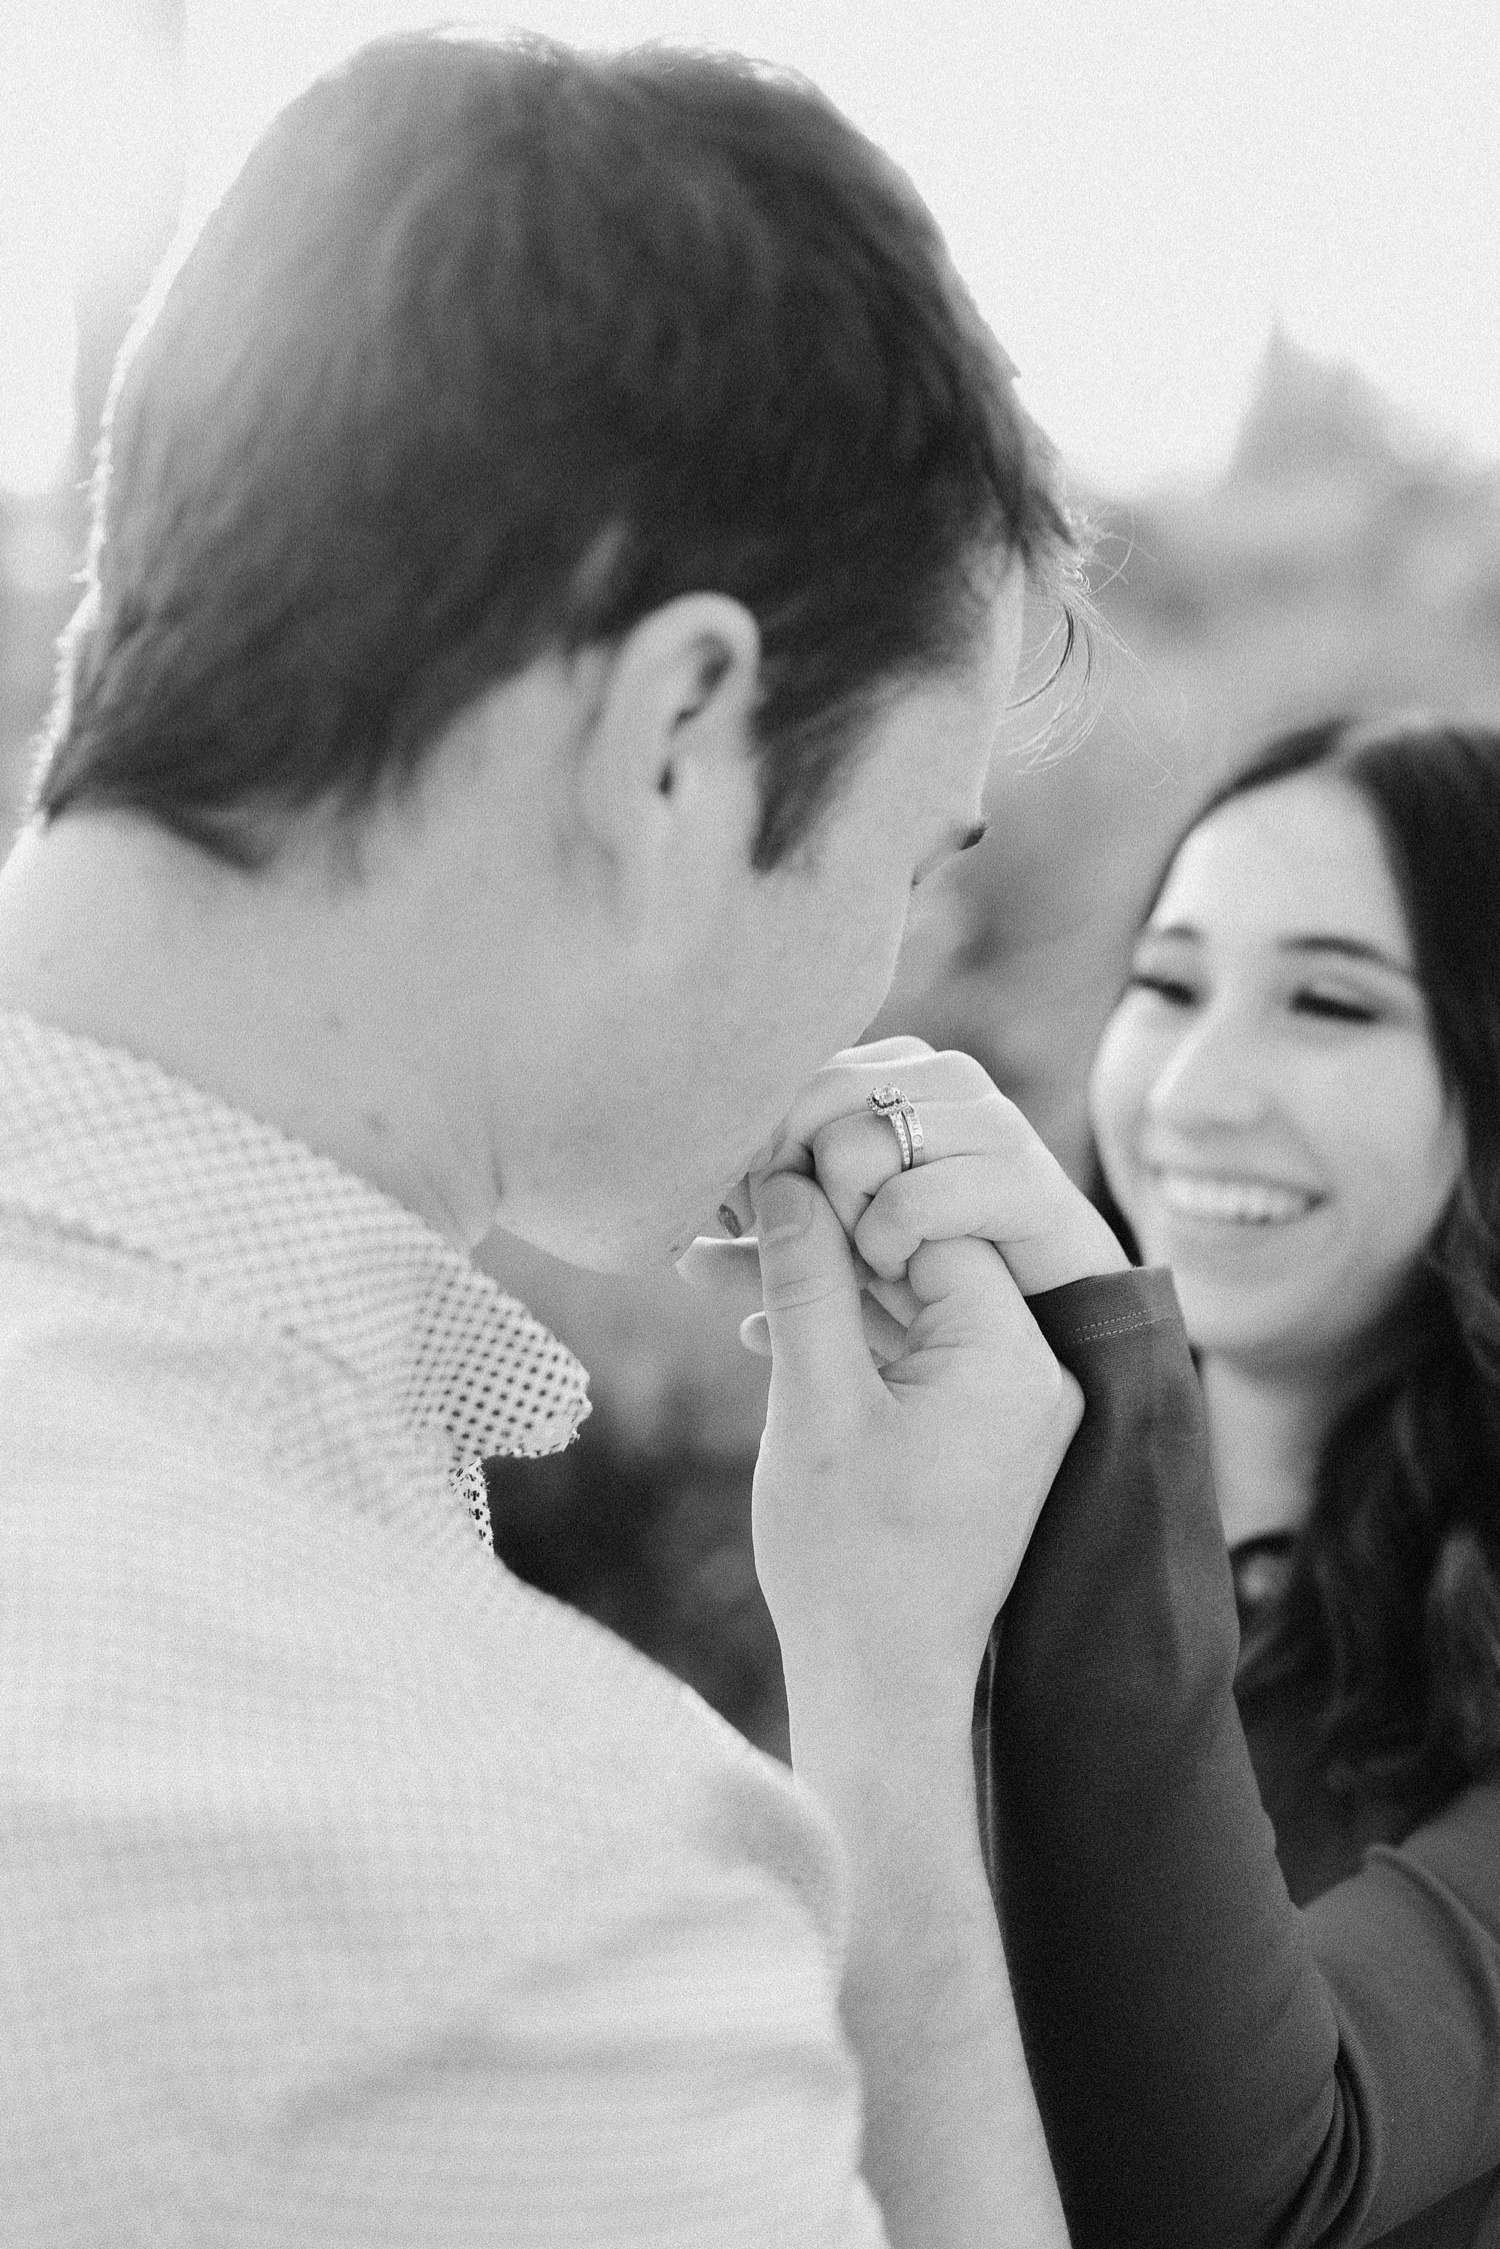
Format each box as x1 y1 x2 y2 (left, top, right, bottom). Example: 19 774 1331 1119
866 1084 925 1172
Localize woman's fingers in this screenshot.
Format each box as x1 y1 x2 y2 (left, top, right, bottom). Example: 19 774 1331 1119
683 1037 1119 1332
713 1178 757 1241
855 1153 1039 1278
832 1034 934 1068
812 1093 1039 1253
730 1040 1004 1241
808 1073 1128 1296
696 1036 1125 1381
856 1148 1129 1297
766 1039 955 1172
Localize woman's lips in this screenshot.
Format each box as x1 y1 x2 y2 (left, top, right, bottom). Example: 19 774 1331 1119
1150 1169 1324 1226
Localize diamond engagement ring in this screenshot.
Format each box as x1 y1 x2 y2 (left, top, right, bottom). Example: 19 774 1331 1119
866 1084 925 1172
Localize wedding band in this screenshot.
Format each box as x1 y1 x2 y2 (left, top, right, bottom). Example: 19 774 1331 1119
866 1084 925 1172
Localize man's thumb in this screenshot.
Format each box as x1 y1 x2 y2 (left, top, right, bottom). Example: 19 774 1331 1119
751 1170 877 1408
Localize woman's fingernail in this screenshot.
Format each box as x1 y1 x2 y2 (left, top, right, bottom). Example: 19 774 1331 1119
717 1204 743 1238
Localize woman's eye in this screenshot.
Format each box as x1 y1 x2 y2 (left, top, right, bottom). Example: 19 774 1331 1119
1128 971 1197 1006
1290 991 1379 1024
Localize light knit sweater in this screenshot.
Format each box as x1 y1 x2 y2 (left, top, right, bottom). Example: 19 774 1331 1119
0 1012 885 2248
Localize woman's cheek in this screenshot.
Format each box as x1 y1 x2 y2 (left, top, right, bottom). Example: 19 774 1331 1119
1331 1051 1459 1221
1087 1018 1148 1196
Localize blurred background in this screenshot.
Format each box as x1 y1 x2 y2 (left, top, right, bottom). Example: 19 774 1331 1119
7 1 1500 1756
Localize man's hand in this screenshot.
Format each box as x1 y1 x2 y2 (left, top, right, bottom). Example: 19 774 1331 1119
714 1101 1079 2249
747 1161 1080 1726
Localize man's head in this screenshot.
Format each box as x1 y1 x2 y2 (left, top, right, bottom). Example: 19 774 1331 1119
28 33 1077 1268
42 31 1071 864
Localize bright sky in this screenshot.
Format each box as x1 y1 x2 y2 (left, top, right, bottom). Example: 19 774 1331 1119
6 2 1500 496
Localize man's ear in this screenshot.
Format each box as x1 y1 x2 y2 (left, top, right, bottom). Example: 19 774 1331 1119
571 593 762 929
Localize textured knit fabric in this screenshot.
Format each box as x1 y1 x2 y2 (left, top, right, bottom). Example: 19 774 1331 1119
0 1012 886 2249
982 1264 1500 2249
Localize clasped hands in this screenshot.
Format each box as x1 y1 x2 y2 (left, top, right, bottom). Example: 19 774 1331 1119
678 1038 1128 1731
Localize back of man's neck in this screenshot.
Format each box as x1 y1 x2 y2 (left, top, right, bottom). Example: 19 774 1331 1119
0 811 488 1250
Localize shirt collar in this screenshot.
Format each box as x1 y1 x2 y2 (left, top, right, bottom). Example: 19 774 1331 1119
0 1010 590 1463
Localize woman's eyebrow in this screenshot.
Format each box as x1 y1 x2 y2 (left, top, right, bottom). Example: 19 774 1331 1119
1277 934 1418 978
1141 924 1418 980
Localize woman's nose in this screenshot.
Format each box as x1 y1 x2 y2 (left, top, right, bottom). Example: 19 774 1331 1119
1143 1003 1270 1131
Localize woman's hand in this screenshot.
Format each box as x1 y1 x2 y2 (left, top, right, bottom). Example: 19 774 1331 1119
684 1036 1129 1363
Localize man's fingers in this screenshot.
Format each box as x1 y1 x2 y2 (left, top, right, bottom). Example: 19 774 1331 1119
677 1232 883 1297
865 1267 920 1330
856 1291 911 1364
740 1289 909 1366
750 1170 882 1412
675 1234 764 1302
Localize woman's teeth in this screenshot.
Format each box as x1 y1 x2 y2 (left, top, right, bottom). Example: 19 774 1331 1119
1155 1171 1320 1225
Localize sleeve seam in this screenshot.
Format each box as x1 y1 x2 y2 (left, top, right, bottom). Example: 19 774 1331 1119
1046 1311 1179 1343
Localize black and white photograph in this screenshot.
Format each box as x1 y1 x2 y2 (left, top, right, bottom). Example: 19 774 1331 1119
4 4 1500 2242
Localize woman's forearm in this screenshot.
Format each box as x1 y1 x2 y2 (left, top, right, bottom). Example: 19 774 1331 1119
985 1268 1343 2249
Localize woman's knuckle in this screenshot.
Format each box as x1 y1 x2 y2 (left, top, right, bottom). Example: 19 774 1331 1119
949 1049 990 1093
811 1118 868 1198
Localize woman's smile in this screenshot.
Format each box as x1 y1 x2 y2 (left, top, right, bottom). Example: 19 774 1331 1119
1146 1167 1325 1228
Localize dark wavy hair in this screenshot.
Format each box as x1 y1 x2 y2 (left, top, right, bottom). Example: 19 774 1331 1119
36 31 1078 872
1166 717 1500 1819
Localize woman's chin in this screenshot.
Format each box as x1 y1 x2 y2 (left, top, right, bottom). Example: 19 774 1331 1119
1156 1258 1305 1361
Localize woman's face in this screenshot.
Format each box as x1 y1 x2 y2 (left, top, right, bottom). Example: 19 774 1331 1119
1089 772 1465 1374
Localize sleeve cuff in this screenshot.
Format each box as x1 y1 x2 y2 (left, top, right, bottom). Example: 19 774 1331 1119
1026 1264 1185 1356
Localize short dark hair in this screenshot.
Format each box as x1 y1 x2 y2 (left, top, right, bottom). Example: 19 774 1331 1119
38 31 1076 870
1167 718 1500 1817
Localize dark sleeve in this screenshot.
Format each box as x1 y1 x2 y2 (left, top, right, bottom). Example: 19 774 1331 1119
981 1266 1500 2249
